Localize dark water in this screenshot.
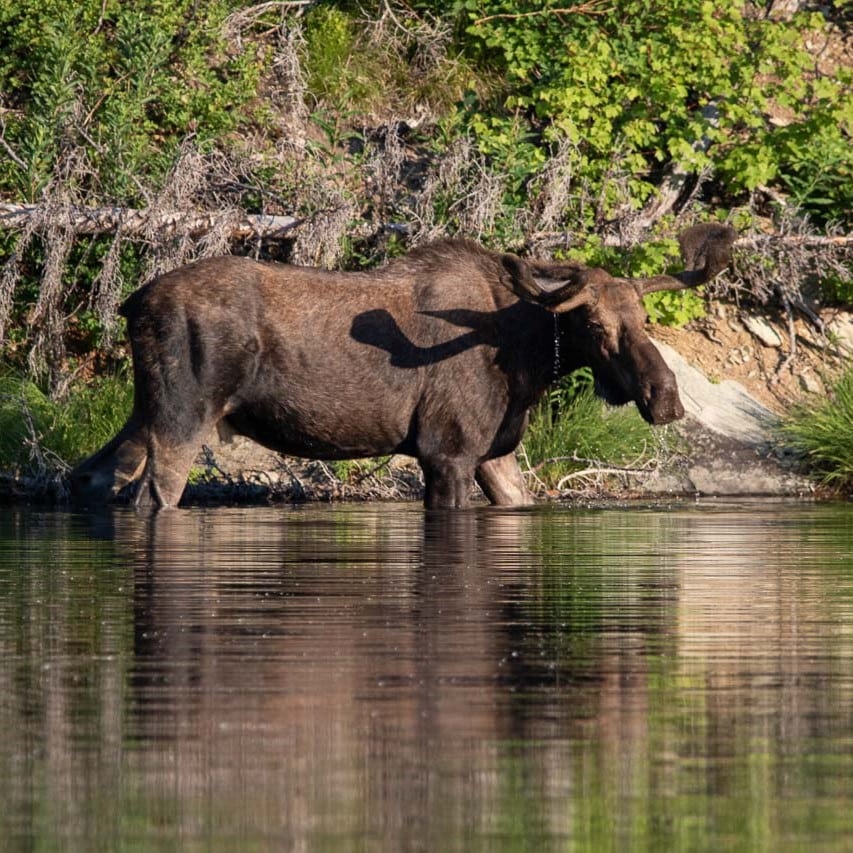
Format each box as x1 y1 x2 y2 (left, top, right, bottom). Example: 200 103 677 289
0 501 850 852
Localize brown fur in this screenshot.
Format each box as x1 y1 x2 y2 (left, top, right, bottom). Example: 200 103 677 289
70 226 734 509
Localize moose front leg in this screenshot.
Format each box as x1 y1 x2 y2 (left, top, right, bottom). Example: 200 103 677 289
420 456 477 509
476 453 535 507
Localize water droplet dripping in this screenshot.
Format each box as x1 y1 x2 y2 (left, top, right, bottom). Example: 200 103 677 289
553 313 561 380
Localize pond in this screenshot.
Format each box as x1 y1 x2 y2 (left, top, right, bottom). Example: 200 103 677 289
0 501 850 851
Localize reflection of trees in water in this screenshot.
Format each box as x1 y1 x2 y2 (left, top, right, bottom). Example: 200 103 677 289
0 506 850 847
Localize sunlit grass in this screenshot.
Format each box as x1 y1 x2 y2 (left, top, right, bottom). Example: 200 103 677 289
521 369 673 491
780 363 853 493
0 369 133 474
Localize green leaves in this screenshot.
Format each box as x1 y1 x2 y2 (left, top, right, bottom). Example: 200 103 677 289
643 289 706 328
0 1 265 202
441 0 849 228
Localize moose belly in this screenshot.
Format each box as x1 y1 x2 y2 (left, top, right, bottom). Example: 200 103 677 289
222 393 413 461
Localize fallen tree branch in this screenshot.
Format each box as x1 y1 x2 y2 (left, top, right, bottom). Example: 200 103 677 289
732 233 853 249
526 228 853 250
529 453 656 475
1 201 850 253
0 202 300 241
473 2 610 25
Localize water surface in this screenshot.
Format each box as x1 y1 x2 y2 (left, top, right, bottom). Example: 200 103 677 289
0 501 850 851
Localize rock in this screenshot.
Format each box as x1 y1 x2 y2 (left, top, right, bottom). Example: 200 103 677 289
826 312 853 354
687 461 807 496
652 339 779 446
799 371 823 395
742 315 783 348
645 338 813 497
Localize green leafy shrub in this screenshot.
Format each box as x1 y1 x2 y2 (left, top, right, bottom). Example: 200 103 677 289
780 364 853 493
0 1 266 201
561 233 707 328
417 1 850 233
643 289 706 327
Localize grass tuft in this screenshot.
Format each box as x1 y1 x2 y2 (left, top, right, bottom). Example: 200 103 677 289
780 364 853 493
0 369 133 476
521 369 673 492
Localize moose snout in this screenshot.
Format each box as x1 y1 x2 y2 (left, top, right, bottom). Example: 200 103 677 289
640 367 684 425
625 337 686 425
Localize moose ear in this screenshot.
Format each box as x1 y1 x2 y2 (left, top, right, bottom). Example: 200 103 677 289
500 254 594 312
641 223 736 295
499 254 549 302
541 272 595 313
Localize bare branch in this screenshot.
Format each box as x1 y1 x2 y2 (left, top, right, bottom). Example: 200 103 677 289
473 2 611 26
0 202 300 241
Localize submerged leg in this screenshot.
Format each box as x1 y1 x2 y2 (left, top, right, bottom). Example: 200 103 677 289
69 416 148 504
133 436 200 510
421 456 476 509
475 453 534 507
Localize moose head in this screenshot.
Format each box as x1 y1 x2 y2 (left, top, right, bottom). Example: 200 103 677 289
503 223 736 424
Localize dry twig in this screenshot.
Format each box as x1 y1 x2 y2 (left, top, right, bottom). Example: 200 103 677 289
473 2 610 26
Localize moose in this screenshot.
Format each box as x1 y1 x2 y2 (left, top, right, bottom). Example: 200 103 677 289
70 223 735 509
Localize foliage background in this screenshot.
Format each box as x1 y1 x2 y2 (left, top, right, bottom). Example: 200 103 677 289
0 0 850 487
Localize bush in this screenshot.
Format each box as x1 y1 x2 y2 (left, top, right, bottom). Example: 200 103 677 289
780 365 853 493
0 0 265 201
419 1 851 232
560 233 707 328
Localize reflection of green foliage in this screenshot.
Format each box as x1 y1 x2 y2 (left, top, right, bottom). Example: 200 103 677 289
0 505 852 848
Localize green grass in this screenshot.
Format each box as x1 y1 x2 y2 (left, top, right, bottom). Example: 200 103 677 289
780 364 853 493
0 369 133 475
521 369 673 491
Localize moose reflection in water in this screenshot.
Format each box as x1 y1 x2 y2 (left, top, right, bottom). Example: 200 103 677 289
125 508 669 844
115 506 849 848
70 224 735 509
0 505 851 848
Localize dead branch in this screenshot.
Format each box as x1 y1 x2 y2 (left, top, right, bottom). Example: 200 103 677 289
733 234 853 249
4 201 849 252
0 202 299 241
473 2 610 26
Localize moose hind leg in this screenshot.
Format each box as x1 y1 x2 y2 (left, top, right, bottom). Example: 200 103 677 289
69 415 148 504
133 436 199 509
476 453 534 507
